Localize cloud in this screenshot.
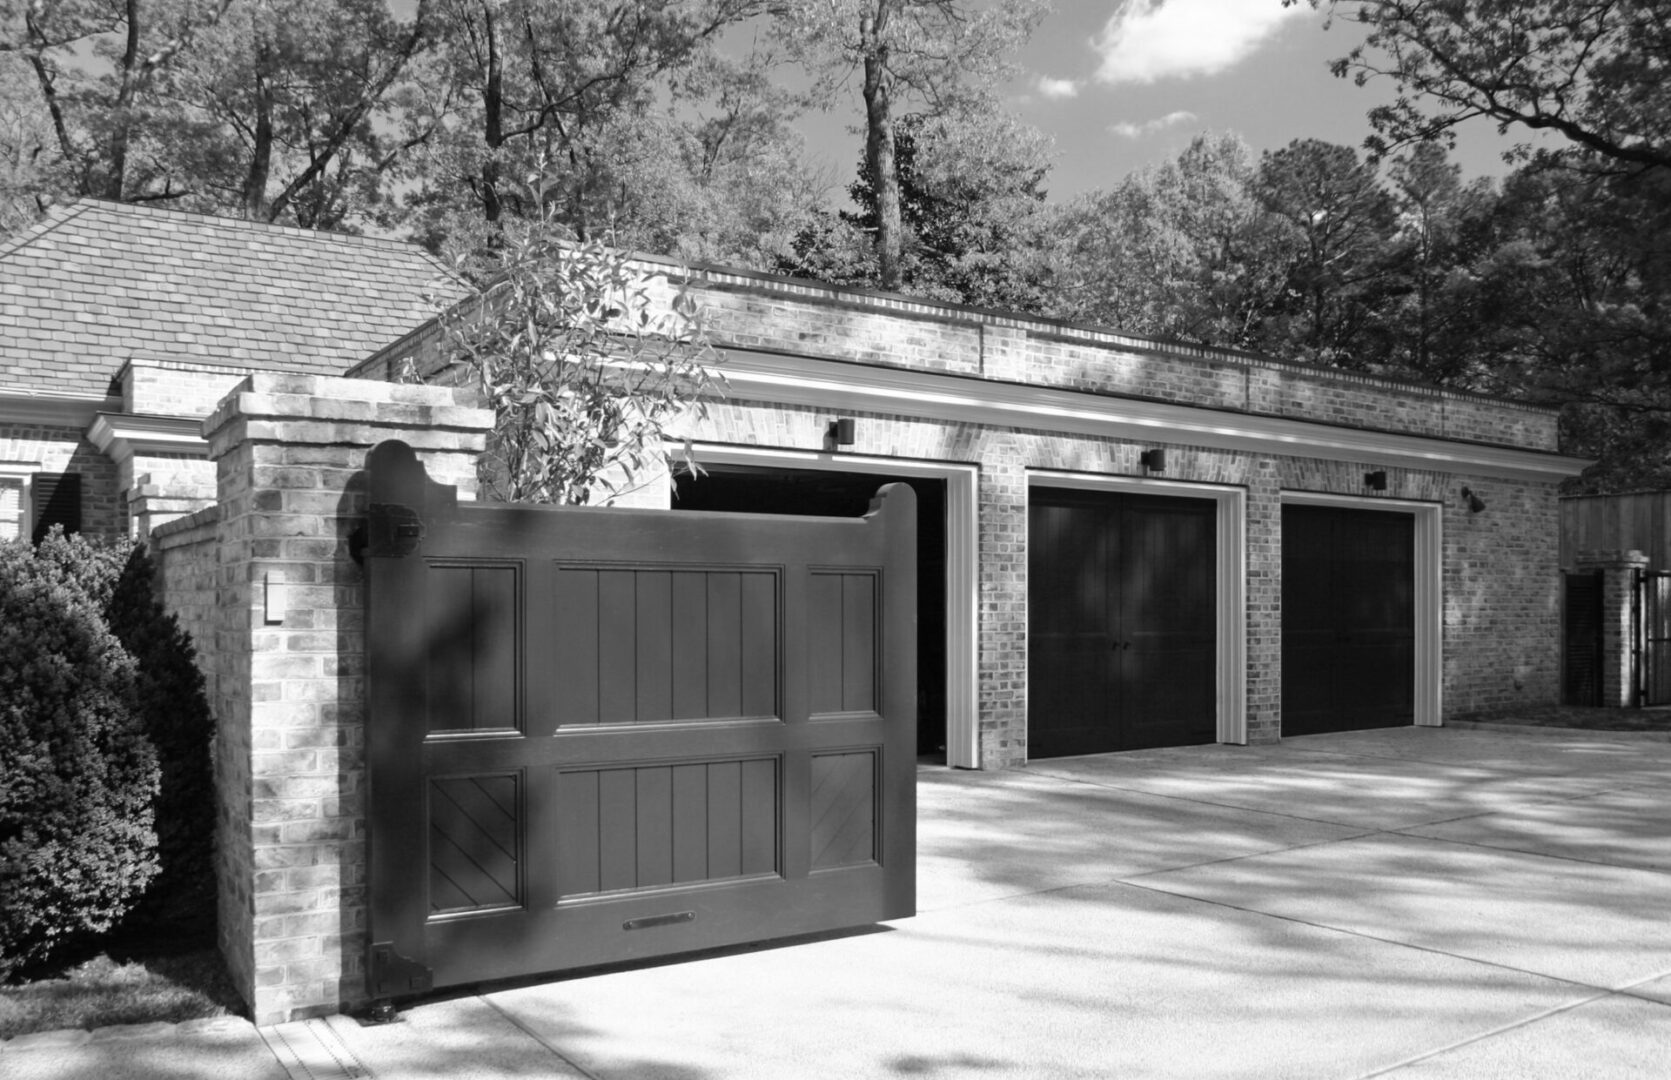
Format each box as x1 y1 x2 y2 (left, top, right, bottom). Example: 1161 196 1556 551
1036 76 1081 100
1092 0 1306 84
1107 110 1199 138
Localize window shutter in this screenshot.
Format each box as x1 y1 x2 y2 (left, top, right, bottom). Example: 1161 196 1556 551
31 472 82 543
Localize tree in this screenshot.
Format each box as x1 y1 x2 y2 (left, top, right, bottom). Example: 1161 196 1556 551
791 104 1056 308
1465 165 1671 489
544 44 832 271
405 0 767 242
1 0 241 203
1053 133 1290 347
1292 0 1671 173
1371 141 1501 384
0 53 58 231
1254 138 1399 367
424 192 719 505
156 0 432 226
775 0 1044 291
0 0 430 226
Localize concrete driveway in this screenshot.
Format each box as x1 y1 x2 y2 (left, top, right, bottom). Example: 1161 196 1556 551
13 726 1668 1079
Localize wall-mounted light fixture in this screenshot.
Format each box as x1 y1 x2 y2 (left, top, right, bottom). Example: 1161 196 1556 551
827 417 856 447
1363 470 1388 491
1139 448 1166 473
1461 486 1487 513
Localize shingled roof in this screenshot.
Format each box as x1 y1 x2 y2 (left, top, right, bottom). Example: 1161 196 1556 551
0 200 466 400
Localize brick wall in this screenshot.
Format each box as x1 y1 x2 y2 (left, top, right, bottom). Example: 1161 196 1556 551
147 506 233 980
677 398 1565 761
123 357 253 418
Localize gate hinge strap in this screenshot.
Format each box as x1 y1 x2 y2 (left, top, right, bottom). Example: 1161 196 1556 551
369 942 433 998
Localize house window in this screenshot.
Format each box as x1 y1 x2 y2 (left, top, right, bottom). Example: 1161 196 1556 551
30 472 80 543
0 465 81 543
0 476 25 540
0 463 40 542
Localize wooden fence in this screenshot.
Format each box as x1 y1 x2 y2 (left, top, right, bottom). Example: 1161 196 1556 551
1560 492 1671 571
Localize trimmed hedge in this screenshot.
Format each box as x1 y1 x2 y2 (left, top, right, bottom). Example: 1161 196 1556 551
0 536 158 978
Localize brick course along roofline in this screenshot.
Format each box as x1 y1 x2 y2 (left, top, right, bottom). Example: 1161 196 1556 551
635 249 1563 417
353 244 1561 430
675 262 1550 419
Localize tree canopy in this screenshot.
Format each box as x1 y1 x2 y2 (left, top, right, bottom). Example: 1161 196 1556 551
1291 0 1671 173
6 0 1671 489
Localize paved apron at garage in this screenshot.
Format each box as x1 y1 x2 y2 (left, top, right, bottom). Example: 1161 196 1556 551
8 726 1669 1080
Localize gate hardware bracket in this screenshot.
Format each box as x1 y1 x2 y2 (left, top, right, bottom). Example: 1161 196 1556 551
365 503 425 558
369 942 433 999
359 999 403 1026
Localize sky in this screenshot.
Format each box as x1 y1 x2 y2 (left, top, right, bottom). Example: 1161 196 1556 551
797 0 1534 201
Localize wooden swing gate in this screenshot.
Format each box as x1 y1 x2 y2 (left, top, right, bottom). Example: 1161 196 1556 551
363 442 917 998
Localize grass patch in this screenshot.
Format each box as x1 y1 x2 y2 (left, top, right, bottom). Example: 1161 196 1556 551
0 947 244 1040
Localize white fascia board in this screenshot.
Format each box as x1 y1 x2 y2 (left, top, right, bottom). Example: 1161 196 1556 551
86 412 210 462
713 349 1591 483
0 390 120 428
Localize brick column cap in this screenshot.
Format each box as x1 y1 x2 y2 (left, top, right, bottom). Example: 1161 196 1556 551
202 372 492 461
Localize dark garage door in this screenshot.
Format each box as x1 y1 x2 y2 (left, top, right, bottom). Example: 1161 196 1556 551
1028 488 1217 758
1281 504 1415 736
675 466 948 758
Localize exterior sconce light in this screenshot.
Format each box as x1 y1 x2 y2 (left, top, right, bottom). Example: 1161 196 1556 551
1461 486 1487 513
1364 470 1388 491
828 418 856 447
1139 448 1166 473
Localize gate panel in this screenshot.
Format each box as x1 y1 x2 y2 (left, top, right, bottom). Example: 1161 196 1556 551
1640 571 1671 706
365 441 916 997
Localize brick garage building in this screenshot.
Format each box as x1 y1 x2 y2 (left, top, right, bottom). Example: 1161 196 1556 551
2 201 1588 1021
360 261 1590 768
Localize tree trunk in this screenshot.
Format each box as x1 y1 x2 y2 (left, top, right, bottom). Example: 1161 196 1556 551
481 0 504 223
861 4 900 291
241 66 275 220
104 0 147 200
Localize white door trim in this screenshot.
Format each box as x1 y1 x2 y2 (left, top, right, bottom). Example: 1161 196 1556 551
1027 471 1248 748
1280 491 1443 728
683 444 983 768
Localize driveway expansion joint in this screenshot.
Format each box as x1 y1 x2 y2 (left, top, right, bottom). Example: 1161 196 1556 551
479 993 601 1080
1350 987 1621 1079
1115 876 1630 998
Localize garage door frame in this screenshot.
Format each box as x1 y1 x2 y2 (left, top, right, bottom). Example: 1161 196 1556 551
1280 490 1443 728
685 443 981 768
1027 471 1248 747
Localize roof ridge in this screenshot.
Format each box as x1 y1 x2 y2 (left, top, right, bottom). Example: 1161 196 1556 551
0 200 90 261
68 197 459 277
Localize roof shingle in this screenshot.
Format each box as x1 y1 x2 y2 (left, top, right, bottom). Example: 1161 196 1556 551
1 200 466 399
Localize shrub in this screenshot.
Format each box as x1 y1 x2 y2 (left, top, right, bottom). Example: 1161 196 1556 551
0 536 159 978
16 530 218 939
